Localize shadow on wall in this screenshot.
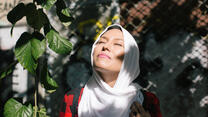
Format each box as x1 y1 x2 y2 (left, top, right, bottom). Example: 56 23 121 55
144 0 207 41
120 0 207 40
120 0 208 117
138 30 208 117
0 50 14 117
47 1 118 117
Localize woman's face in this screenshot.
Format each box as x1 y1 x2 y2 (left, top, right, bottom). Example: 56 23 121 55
93 29 124 73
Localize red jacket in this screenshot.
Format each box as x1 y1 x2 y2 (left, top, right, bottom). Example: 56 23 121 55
59 88 162 117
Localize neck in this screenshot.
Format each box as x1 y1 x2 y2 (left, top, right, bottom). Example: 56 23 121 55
97 71 118 88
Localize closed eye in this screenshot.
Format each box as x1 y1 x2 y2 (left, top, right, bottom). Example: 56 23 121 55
114 43 123 46
97 41 105 44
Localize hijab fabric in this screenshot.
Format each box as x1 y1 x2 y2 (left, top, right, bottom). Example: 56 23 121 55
78 24 143 117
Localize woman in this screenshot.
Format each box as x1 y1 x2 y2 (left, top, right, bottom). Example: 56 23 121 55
60 24 162 117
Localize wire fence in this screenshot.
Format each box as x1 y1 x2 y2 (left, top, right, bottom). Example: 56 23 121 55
120 0 208 38
119 0 208 117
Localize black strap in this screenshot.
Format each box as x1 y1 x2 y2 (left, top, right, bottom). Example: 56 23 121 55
70 88 82 117
140 89 147 110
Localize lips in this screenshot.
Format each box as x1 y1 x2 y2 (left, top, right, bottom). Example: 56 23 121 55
98 53 111 59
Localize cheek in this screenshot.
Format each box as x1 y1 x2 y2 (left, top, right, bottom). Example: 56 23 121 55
93 52 97 65
114 49 125 62
93 47 99 59
93 47 106 64
110 50 124 71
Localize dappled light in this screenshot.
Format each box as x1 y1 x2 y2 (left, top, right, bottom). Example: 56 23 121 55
0 0 207 117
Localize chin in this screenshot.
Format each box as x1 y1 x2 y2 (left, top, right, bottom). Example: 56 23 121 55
94 65 120 74
94 64 110 72
94 59 110 67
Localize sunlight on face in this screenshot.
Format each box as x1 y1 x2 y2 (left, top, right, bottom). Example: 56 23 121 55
93 29 124 74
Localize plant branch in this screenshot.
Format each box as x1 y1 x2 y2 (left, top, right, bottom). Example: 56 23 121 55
34 74 39 117
34 89 37 117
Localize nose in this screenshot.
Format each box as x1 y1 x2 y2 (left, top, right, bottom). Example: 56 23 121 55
102 42 111 51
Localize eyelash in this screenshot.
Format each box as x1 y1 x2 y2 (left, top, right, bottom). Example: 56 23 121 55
97 41 105 44
114 43 122 46
97 41 123 47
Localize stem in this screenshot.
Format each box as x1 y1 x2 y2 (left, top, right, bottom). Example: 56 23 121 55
34 75 39 117
34 89 37 117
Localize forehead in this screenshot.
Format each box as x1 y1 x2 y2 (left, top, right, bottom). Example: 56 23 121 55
101 29 123 40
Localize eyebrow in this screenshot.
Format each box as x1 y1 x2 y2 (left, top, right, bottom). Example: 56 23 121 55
100 36 123 41
100 36 108 40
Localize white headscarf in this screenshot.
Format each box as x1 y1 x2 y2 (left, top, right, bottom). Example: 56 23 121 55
78 24 143 117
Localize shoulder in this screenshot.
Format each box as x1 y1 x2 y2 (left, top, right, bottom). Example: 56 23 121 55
63 87 84 104
141 90 162 117
59 88 84 117
142 90 160 105
65 88 84 96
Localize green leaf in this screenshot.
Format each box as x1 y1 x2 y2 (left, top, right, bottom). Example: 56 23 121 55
4 98 33 117
35 0 56 10
61 8 72 17
55 0 66 10
43 0 57 10
7 3 26 36
46 29 73 54
57 8 73 23
38 108 49 117
0 61 18 79
61 8 73 26
15 32 37 75
26 3 48 30
43 23 56 36
31 32 46 60
45 72 58 93
43 23 51 36
15 32 46 75
25 3 37 14
7 3 26 25
55 0 73 26
38 60 58 93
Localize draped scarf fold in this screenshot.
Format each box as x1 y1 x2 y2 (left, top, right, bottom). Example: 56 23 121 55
78 24 143 117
